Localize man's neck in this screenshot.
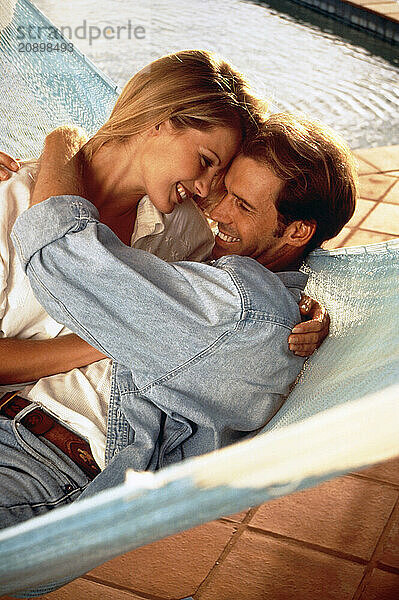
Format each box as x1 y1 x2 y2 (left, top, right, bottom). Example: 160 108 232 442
261 245 306 273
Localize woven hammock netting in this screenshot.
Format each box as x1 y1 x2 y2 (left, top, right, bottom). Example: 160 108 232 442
0 0 118 159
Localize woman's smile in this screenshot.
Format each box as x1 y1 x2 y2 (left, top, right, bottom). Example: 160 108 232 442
176 182 191 203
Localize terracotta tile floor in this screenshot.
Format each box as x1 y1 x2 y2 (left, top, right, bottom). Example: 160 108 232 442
346 0 399 22
2 145 399 600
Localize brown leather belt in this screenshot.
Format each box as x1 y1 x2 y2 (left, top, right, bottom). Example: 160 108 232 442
0 392 100 479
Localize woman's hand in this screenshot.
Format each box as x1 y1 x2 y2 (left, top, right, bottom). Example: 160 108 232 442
288 295 330 357
0 151 20 180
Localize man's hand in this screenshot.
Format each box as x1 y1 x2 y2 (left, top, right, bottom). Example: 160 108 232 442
288 295 330 357
0 151 20 180
30 125 88 207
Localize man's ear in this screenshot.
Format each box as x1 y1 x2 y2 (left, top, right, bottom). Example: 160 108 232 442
285 220 316 248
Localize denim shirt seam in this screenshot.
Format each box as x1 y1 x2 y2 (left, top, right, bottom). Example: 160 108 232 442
71 200 89 218
119 327 239 395
105 361 123 465
221 265 250 314
243 310 296 329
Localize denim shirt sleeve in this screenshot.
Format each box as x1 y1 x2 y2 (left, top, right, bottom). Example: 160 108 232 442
11 195 242 387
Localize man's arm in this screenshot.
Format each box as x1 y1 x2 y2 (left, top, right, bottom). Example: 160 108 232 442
0 127 106 385
289 295 330 356
11 195 241 384
30 126 87 206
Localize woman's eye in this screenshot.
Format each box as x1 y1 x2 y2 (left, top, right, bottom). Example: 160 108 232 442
200 155 213 168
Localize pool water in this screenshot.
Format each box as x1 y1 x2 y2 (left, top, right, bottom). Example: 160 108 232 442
30 0 399 148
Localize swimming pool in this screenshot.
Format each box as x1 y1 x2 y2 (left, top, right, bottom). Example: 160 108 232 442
19 0 399 149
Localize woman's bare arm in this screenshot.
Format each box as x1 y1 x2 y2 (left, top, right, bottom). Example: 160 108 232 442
30 126 87 204
0 335 106 384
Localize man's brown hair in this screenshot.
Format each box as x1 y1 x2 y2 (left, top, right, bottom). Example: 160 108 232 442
241 113 358 252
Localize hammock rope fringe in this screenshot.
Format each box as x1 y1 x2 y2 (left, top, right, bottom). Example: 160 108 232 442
0 1 398 596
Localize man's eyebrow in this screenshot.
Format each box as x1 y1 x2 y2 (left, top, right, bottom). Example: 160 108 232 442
225 178 256 210
234 192 256 210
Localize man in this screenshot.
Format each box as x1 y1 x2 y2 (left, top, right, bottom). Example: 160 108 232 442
1 113 357 528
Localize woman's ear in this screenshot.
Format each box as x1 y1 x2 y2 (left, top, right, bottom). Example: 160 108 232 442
285 220 317 248
148 119 175 137
148 122 162 137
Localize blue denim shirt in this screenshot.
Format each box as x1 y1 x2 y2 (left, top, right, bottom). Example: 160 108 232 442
12 196 307 494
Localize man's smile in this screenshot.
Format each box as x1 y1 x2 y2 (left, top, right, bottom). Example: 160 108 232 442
216 227 240 244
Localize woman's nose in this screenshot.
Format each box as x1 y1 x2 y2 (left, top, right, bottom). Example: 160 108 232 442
194 172 214 198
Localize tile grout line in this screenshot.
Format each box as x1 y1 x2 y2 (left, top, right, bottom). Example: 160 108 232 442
359 178 399 204
193 508 259 599
376 563 399 576
82 574 168 600
344 226 397 240
352 493 399 600
354 156 382 172
243 523 370 565
373 198 399 207
374 176 399 202
349 471 399 490
359 169 399 175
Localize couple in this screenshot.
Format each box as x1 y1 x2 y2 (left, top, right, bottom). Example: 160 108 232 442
0 50 357 530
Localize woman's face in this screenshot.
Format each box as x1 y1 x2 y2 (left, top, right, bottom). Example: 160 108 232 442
141 121 241 213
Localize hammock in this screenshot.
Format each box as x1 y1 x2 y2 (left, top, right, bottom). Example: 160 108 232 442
0 1 398 597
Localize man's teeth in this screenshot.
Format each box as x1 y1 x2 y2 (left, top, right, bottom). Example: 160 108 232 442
176 183 188 201
217 230 240 243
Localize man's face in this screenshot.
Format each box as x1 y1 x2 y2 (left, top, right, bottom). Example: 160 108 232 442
209 155 288 267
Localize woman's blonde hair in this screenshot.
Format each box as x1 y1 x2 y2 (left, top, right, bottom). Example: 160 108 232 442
84 50 266 160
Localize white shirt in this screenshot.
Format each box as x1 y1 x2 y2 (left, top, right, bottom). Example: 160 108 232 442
1 160 214 468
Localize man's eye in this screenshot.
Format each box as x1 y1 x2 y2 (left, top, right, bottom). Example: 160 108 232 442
200 155 213 168
236 198 249 211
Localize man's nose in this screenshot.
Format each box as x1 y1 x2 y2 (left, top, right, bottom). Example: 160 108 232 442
209 193 232 222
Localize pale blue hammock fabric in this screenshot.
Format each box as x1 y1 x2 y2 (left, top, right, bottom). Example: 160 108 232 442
0 1 398 597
